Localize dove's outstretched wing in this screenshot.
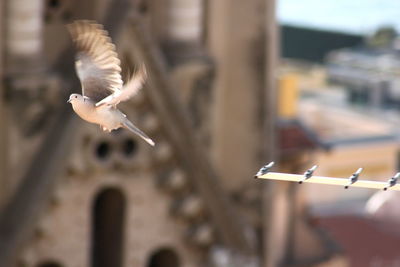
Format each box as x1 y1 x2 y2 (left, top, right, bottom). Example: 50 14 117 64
95 64 147 107
67 20 123 103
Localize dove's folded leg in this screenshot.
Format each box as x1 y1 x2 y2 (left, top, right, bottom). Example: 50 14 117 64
122 119 155 146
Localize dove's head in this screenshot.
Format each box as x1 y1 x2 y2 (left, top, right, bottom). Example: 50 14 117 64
67 93 84 104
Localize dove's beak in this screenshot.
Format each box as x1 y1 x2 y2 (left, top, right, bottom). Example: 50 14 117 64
67 99 71 103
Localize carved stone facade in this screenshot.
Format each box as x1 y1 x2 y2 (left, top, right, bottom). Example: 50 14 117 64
0 1 334 267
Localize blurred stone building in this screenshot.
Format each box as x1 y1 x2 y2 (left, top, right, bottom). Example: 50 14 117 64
0 0 337 267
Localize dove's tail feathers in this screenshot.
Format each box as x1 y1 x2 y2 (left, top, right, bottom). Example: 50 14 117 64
122 120 155 147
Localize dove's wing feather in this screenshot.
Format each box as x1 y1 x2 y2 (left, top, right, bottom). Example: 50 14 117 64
67 20 123 103
95 64 147 107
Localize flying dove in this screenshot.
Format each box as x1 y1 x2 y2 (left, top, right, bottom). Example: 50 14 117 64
66 20 154 146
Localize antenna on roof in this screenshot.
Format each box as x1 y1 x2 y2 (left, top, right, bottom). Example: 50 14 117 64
255 162 400 191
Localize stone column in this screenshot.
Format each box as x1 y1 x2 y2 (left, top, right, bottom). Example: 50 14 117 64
207 0 271 192
166 0 203 43
6 0 44 74
0 0 7 209
207 0 280 266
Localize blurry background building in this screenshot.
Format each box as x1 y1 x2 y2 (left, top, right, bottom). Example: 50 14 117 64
278 1 400 267
1 0 400 267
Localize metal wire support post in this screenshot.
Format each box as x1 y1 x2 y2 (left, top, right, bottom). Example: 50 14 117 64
383 172 400 191
299 165 318 184
255 162 275 178
344 168 363 189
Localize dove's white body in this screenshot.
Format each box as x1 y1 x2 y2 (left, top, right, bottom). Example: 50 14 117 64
70 97 124 131
68 94 154 146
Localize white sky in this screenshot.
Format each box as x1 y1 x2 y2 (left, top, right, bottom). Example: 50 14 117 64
278 0 400 34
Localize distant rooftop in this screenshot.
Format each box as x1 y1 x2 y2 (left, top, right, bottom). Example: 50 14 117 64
278 0 400 34
298 91 399 147
327 47 400 79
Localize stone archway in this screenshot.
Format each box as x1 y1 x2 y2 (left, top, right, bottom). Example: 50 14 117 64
91 187 126 267
147 247 180 267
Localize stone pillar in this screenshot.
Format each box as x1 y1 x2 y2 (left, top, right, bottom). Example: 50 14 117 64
163 0 206 65
6 0 44 74
0 0 7 209
166 0 203 43
207 0 270 192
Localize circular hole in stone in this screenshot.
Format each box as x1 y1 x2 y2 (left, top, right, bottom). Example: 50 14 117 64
95 141 111 160
47 0 60 8
138 2 148 14
122 138 138 157
44 11 52 23
62 11 72 21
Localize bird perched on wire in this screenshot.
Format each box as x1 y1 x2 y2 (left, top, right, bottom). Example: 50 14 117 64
66 20 155 146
